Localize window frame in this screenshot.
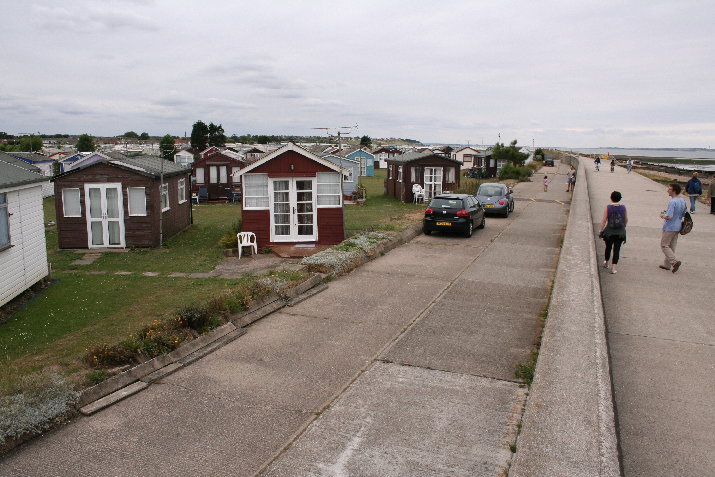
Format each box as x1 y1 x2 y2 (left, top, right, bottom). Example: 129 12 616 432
127 187 147 216
316 172 342 208
196 167 205 184
243 173 269 210
0 192 10 250
160 183 170 212
177 178 187 204
61 188 82 217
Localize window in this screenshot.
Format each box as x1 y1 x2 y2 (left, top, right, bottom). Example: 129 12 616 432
445 167 455 183
62 188 81 217
219 166 227 184
177 179 186 203
497 159 507 170
411 167 418 182
128 187 147 216
0 193 9 249
388 165 393 179
160 183 169 211
244 173 269 208
317 172 341 207
209 166 218 184
343 168 354 182
231 167 241 184
196 168 205 184
397 166 403 182
359 158 367 176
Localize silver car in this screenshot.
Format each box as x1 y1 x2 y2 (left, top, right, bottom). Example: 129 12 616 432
475 183 514 217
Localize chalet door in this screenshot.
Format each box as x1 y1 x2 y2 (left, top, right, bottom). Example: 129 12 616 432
85 183 125 248
270 178 316 242
424 167 443 200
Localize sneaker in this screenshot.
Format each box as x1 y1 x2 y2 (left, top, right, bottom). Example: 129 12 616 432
603 261 609 268
672 261 682 273
611 269 617 274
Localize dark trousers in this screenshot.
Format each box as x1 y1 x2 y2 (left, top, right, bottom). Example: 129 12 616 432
604 236 624 264
711 197 715 214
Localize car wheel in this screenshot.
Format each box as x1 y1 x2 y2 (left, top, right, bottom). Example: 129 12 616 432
502 208 509 218
423 228 432 235
477 215 485 229
464 221 473 238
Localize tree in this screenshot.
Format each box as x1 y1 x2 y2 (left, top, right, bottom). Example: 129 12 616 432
159 135 176 160
19 135 43 153
208 123 226 147
76 134 96 152
123 131 139 139
360 135 372 148
492 139 529 167
140 132 149 140
190 120 209 151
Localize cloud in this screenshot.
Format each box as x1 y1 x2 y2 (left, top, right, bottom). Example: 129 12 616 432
32 4 158 32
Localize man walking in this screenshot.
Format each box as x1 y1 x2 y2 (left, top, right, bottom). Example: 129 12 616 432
684 172 702 213
710 178 715 214
659 183 687 273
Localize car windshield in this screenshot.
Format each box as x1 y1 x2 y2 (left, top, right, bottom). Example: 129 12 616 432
429 198 463 209
477 185 504 196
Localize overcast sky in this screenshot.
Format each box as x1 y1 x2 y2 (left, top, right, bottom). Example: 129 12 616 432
2 0 714 148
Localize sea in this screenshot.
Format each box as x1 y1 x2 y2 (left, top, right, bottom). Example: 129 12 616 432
563 148 715 172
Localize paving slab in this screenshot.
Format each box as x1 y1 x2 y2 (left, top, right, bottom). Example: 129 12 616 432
264 361 526 477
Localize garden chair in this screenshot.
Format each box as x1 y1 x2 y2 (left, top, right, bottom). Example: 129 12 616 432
412 183 425 203
197 187 209 204
237 232 258 258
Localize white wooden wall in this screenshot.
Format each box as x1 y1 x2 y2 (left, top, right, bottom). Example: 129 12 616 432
0 184 49 307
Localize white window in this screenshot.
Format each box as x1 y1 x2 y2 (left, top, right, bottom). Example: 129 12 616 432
343 168 354 183
209 166 218 184
231 167 241 183
397 166 403 182
0 193 9 249
177 179 186 203
445 167 455 183
160 183 169 211
497 159 507 170
490 158 495 168
196 168 205 184
411 167 418 182
317 172 341 207
244 173 269 209
388 165 393 179
359 158 367 176
219 166 227 184
128 187 147 216
62 188 81 217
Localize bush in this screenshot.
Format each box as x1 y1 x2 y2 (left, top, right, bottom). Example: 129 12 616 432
218 219 242 248
499 164 533 181
0 371 79 444
177 305 220 333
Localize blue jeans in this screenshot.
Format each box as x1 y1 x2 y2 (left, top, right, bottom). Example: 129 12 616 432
689 195 697 212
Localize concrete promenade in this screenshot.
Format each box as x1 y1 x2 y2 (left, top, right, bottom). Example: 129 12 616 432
584 158 715 477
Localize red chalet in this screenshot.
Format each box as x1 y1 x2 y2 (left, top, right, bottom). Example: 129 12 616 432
191 150 246 200
235 143 344 249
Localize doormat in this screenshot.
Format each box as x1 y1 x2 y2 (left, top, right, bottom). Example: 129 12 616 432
294 244 315 248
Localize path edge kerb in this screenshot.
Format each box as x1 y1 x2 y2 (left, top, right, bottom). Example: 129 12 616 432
509 156 621 477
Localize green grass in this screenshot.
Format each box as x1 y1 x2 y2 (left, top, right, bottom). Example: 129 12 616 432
344 169 426 232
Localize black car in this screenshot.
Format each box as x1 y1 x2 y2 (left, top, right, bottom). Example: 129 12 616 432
423 194 485 237
544 157 555 166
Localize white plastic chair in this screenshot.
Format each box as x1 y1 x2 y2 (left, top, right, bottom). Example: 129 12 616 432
412 183 425 203
237 232 258 258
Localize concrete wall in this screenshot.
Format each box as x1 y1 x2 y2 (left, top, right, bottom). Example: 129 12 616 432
509 155 621 477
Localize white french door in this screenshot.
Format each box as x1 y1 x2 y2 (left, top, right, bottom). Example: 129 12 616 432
424 167 443 200
85 183 125 248
270 178 316 242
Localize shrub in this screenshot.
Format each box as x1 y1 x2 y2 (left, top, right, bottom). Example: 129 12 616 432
0 371 79 444
499 164 533 181
218 219 243 248
177 305 219 333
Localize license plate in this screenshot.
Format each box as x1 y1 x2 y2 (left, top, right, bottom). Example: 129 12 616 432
436 222 451 226
484 204 494 207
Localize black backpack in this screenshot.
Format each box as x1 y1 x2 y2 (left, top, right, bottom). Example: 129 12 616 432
607 207 625 229
680 211 693 235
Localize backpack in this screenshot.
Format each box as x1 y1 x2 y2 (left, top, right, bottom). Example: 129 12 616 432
680 211 693 235
607 206 625 229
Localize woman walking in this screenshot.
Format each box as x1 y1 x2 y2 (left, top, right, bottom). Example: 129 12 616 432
599 191 628 274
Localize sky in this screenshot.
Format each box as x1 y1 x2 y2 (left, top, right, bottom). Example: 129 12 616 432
1 0 714 148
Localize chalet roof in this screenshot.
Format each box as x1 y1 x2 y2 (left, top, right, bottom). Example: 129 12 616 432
7 152 54 163
53 155 191 180
386 151 462 164
319 153 360 164
235 143 341 177
0 152 48 189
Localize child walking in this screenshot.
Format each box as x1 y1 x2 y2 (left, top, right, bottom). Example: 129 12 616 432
543 175 549 192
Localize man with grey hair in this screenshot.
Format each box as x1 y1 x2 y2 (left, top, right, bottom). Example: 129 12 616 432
659 183 687 273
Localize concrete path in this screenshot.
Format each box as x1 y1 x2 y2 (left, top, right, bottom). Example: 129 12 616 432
584 159 715 476
0 165 570 476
